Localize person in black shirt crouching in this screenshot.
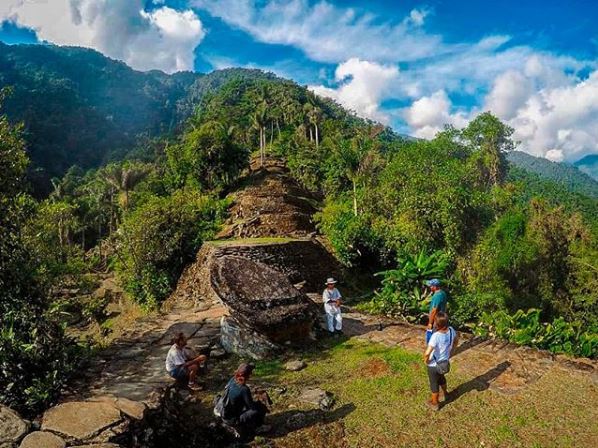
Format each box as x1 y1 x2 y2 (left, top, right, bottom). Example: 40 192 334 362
219 363 271 440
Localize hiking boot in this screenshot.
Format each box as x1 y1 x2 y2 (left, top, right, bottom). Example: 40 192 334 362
425 400 440 411
256 424 272 435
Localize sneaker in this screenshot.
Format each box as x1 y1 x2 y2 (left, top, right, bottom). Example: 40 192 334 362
425 400 440 411
188 382 202 391
256 424 272 435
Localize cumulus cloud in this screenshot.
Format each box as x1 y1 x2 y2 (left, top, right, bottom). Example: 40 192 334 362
192 0 443 64
404 90 470 139
506 70 598 161
0 0 205 73
309 58 399 123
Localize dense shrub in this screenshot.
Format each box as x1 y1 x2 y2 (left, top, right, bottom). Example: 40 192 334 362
115 189 228 307
0 96 79 415
475 309 597 358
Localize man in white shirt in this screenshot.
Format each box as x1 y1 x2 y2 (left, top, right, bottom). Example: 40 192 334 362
165 332 207 391
323 277 342 335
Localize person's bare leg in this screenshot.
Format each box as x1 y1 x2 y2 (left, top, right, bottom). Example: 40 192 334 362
188 363 198 384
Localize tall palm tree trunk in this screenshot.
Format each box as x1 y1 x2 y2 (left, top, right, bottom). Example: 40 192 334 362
352 180 358 216
315 124 319 147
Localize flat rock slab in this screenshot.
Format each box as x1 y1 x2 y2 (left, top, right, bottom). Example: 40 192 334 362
42 402 121 440
0 405 29 444
285 360 307 371
89 396 146 421
19 431 65 448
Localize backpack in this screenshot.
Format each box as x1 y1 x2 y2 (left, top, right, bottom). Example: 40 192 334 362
434 328 454 375
213 383 232 418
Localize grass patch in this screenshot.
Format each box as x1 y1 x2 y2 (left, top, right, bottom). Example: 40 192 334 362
248 338 597 448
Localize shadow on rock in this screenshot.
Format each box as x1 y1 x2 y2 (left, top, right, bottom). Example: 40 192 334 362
443 361 511 408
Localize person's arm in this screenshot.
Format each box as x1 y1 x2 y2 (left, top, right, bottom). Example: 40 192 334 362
184 354 206 367
423 344 434 364
428 307 438 330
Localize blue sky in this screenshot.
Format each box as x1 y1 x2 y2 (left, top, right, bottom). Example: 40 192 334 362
1 0 597 161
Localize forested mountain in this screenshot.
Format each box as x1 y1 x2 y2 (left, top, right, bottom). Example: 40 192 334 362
0 43 275 194
507 151 598 198
1 44 597 414
575 154 598 181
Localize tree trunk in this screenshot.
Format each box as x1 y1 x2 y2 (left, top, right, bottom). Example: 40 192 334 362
352 180 358 216
276 119 281 138
309 127 313 142
270 121 274 145
315 123 319 147
260 127 265 166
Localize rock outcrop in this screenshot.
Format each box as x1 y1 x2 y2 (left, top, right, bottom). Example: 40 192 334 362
170 243 320 358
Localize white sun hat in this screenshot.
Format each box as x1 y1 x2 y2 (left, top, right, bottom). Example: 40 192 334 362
325 277 337 284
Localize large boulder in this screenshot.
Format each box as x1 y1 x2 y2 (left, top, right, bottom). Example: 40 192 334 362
211 255 317 339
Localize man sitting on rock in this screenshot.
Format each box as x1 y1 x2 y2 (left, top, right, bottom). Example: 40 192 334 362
323 277 343 335
165 332 207 391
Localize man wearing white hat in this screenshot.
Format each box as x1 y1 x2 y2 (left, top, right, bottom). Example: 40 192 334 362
323 277 342 335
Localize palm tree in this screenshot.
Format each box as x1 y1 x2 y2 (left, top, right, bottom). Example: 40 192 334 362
252 103 267 166
104 162 151 212
337 132 374 216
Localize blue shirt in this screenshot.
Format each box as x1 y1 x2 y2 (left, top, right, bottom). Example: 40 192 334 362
429 289 448 313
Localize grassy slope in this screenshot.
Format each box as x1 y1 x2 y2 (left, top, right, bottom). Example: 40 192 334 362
247 338 597 448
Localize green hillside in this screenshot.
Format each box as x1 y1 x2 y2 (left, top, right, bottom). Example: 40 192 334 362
575 154 598 181
0 42 275 194
507 150 598 198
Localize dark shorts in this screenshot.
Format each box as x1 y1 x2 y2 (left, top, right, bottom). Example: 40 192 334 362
427 366 447 393
169 365 188 381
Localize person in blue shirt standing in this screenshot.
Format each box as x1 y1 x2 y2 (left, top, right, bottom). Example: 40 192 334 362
426 278 448 331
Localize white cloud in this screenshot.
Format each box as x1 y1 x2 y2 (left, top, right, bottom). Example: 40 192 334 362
0 0 205 73
506 70 598 161
404 90 470 139
192 0 443 64
403 8 429 27
309 58 399 123
485 70 533 120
